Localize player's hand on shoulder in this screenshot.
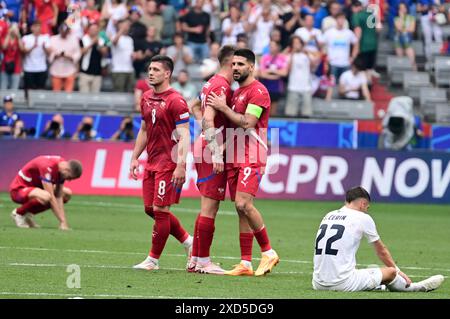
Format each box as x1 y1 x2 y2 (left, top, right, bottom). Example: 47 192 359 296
206 92 227 112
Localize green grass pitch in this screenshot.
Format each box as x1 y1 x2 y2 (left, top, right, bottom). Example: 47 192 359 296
0 192 449 299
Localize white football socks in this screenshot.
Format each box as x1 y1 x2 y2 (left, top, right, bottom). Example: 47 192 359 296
387 273 423 292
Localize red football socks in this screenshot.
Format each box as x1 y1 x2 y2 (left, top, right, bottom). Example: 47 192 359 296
191 214 201 258
240 232 254 262
198 216 215 258
253 226 272 252
168 212 189 243
149 211 171 259
17 199 49 215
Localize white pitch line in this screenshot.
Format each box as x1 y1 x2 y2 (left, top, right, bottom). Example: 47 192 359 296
4 263 447 279
1 245 450 272
0 291 213 299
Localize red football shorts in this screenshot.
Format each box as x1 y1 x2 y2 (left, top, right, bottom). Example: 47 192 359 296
142 169 181 207
227 165 262 201
9 176 35 204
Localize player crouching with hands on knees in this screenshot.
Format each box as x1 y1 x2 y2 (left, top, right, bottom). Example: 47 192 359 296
10 156 82 230
312 186 444 292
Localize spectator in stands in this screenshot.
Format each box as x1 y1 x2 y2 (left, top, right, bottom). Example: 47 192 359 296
133 25 164 78
199 41 220 80
181 0 211 63
129 5 147 46
103 0 128 38
339 57 371 101
111 115 135 142
294 14 323 56
352 0 380 84
322 12 359 81
249 6 276 57
418 0 443 60
21 21 51 90
81 0 102 27
111 18 136 92
0 95 19 137
285 35 314 118
40 113 71 140
322 1 349 32
140 0 163 40
33 0 58 35
236 32 249 48
221 5 249 46
1 22 23 90
158 1 178 46
72 115 99 141
278 0 302 49
48 22 81 92
313 60 336 101
134 71 151 112
79 22 109 93
441 36 450 55
166 32 193 78
11 119 28 139
171 69 198 101
258 40 289 116
394 2 417 71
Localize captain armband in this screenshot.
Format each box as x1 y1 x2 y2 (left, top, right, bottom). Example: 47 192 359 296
245 103 264 119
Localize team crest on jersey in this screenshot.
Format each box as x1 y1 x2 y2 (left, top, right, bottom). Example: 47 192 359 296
160 101 166 108
218 188 224 193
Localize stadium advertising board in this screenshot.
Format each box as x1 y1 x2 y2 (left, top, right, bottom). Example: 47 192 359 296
0 140 449 204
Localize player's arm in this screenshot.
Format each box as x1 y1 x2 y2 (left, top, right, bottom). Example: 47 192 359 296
202 105 224 173
188 97 202 123
372 239 412 286
206 91 260 129
172 121 190 189
130 120 147 180
42 181 69 230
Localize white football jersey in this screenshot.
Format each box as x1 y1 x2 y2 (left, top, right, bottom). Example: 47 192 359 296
313 206 380 286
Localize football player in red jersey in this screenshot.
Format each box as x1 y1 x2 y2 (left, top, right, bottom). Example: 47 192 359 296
130 55 193 271
9 155 82 230
207 49 279 276
187 45 236 274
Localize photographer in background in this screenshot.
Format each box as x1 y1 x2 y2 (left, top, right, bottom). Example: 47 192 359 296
72 116 99 141
40 113 71 140
110 116 135 142
12 119 30 139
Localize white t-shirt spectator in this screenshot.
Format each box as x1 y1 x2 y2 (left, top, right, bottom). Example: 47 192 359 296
166 45 194 77
339 70 367 99
321 16 349 32
287 52 312 93
111 35 134 73
221 18 246 45
252 19 273 55
322 28 358 67
294 27 323 52
22 34 50 72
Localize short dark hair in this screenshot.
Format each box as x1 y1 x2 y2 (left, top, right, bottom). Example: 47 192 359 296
352 56 365 71
234 48 256 64
69 160 83 179
218 45 236 66
150 55 174 75
345 186 371 203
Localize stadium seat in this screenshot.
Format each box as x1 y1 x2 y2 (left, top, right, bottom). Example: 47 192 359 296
434 56 450 87
312 98 374 120
411 41 426 67
441 25 450 39
435 103 450 123
402 72 432 103
376 40 395 69
387 56 414 86
28 90 62 110
0 90 27 109
419 87 447 121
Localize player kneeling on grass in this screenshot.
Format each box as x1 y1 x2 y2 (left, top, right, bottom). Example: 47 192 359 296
312 186 444 292
9 156 82 230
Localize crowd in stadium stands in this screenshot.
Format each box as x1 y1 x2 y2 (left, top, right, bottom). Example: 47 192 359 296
0 0 449 142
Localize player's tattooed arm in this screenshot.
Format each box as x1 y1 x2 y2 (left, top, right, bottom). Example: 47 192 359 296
188 98 202 123
203 106 224 173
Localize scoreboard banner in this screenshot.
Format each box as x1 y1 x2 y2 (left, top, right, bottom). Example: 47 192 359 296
0 139 449 204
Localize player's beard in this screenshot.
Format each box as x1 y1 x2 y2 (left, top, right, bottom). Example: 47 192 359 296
233 70 250 83
149 78 164 89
